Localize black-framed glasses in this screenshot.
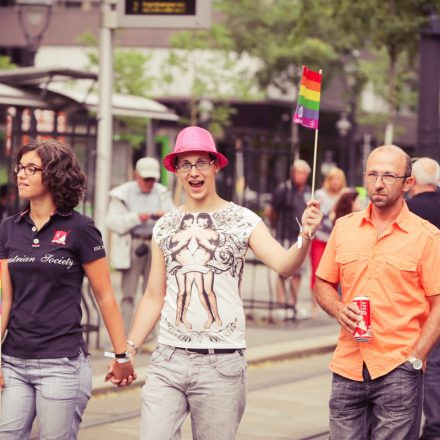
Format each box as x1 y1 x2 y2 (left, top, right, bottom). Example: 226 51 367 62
175 159 215 173
14 163 42 176
364 171 409 185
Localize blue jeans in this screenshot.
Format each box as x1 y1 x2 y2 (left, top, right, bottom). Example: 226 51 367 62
422 341 440 439
140 344 247 440
329 362 423 440
0 349 92 440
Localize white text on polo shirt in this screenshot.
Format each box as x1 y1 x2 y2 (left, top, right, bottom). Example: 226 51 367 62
8 253 75 269
40 253 74 269
8 255 36 263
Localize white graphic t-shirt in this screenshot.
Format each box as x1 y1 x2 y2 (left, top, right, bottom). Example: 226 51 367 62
153 202 261 348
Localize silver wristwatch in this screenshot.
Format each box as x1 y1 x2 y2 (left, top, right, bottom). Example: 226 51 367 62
407 356 423 370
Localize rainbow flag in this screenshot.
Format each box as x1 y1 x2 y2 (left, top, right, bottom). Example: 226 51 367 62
293 66 322 130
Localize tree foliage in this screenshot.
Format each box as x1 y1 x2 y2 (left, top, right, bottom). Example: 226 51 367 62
206 0 440 142
0 56 16 70
77 31 156 149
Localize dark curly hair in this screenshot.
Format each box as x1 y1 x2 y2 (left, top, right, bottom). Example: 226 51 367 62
16 139 86 212
333 190 359 224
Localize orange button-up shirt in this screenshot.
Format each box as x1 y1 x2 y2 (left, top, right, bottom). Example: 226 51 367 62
316 202 440 381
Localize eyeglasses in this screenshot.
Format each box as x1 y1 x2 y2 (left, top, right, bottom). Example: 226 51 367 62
364 171 409 185
175 159 215 173
14 163 42 176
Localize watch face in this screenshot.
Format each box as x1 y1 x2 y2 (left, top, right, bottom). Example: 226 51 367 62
409 357 423 370
413 359 423 370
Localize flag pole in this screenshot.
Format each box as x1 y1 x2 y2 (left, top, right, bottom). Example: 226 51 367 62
0 264 2 412
311 128 319 198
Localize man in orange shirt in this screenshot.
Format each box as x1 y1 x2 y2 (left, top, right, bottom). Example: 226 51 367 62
315 145 440 439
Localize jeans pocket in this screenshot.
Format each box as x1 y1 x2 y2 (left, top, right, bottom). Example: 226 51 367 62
380 364 421 413
329 373 350 411
149 345 174 366
215 352 247 378
44 356 81 374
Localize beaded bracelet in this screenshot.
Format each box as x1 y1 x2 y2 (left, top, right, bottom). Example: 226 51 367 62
126 339 139 355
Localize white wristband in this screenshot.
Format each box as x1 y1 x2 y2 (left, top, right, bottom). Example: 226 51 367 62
104 350 132 362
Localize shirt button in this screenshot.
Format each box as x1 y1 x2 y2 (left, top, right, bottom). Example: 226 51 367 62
32 226 37 232
33 238 39 244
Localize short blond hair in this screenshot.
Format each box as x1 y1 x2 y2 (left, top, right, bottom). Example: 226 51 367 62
323 167 346 191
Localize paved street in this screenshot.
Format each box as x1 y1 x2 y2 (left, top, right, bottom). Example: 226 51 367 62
78 352 333 440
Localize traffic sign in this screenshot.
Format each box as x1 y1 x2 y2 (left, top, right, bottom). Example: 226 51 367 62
117 0 211 28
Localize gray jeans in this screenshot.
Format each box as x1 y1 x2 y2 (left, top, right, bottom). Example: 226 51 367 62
140 344 247 440
0 349 91 440
329 362 423 439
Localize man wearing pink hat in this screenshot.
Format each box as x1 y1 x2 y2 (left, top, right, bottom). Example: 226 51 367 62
107 126 323 439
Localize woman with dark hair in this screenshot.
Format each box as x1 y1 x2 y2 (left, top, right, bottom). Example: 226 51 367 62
332 190 362 224
0 139 135 439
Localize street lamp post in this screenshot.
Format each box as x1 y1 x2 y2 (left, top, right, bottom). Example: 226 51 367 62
418 13 440 160
16 0 54 67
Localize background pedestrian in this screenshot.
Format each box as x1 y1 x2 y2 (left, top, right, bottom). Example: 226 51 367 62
106 157 174 332
265 159 311 319
310 167 346 317
407 157 440 440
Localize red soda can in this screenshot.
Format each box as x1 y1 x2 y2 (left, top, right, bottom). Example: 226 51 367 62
352 296 372 342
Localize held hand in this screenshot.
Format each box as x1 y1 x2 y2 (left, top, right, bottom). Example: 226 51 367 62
139 213 150 222
337 302 361 334
301 199 323 237
105 360 137 387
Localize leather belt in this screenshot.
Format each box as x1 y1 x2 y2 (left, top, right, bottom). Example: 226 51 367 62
132 234 152 240
176 347 241 355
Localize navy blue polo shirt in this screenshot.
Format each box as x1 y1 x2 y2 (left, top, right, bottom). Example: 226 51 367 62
0 209 106 358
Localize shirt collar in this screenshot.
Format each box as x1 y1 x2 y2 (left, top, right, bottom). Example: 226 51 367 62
15 207 74 223
360 201 411 232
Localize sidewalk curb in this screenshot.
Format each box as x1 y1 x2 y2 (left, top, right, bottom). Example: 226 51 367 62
246 334 337 365
90 334 337 396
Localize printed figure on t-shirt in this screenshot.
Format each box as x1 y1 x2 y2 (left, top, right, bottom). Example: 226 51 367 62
168 212 222 330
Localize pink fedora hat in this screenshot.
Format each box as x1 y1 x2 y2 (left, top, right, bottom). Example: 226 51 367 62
163 126 229 172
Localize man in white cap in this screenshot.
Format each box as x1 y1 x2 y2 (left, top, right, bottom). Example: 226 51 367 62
106 157 174 331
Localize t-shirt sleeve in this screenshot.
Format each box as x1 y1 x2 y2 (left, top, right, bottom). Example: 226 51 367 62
316 224 340 284
421 233 440 296
152 214 167 245
76 216 107 264
244 207 262 236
